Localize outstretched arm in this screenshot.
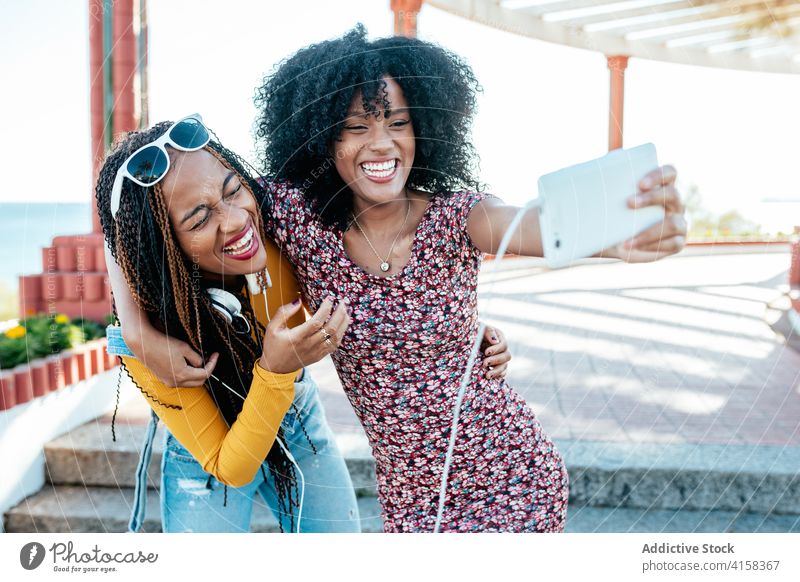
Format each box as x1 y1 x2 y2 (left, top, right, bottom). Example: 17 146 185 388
466 165 687 262
466 197 544 257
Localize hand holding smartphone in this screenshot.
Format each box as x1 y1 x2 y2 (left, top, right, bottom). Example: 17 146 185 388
537 143 665 268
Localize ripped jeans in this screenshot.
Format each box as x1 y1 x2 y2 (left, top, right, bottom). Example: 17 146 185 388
127 370 361 533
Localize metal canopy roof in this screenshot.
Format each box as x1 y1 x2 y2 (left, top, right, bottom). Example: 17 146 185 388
426 0 800 74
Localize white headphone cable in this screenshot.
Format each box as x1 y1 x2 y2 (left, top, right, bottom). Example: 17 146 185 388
433 198 543 533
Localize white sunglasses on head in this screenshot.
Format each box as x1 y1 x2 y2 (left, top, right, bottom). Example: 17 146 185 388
110 113 210 218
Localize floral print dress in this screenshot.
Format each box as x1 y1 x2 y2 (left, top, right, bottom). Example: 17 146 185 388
264 182 569 532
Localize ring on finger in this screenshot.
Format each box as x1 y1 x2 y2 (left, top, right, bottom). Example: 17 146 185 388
320 328 332 342
324 337 334 349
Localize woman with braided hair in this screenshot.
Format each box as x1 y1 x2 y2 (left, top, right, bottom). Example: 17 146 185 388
96 117 362 533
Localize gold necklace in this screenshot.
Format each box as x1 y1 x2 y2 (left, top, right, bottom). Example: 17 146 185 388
351 199 411 273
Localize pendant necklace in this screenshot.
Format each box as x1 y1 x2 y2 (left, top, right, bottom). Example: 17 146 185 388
351 198 411 273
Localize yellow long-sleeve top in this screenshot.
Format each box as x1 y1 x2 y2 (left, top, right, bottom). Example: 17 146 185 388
121 237 307 488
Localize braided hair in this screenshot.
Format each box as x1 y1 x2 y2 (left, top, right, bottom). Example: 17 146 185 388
95 122 301 529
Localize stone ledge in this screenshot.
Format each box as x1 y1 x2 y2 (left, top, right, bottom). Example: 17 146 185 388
45 422 378 497
563 440 800 514
565 503 800 533
43 423 800 514
4 485 384 533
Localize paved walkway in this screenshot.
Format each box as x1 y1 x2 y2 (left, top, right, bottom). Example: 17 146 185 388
308 246 800 449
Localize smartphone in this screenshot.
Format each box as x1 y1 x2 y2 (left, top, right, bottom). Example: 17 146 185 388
536 143 665 269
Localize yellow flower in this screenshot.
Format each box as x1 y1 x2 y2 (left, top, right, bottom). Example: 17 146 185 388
54 314 70 324
4 325 26 339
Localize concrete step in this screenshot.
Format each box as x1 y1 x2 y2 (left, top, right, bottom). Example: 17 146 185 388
3 485 384 533
44 420 377 497
565 503 800 533
46 419 800 515
562 440 800 515
6 485 796 534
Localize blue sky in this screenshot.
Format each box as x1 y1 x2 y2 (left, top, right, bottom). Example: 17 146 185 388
2 0 798 233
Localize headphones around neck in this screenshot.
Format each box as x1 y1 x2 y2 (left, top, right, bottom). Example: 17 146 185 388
205 269 273 334
207 288 251 334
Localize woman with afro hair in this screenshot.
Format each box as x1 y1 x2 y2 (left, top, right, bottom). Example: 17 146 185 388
113 25 686 532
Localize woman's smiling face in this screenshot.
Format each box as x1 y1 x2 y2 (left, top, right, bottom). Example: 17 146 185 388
333 76 415 208
159 148 267 278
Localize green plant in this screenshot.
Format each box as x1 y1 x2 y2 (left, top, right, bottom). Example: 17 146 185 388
0 330 29 369
72 317 107 341
19 314 72 359
0 313 112 370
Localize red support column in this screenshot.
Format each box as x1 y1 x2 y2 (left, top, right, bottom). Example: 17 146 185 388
607 55 629 152
790 229 800 314
138 0 149 127
112 0 138 138
391 0 423 37
88 0 105 233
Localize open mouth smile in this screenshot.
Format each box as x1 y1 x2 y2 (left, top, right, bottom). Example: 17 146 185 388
222 224 259 260
360 159 398 182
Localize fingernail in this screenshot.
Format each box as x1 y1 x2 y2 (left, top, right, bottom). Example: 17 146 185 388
641 178 652 189
292 297 301 305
